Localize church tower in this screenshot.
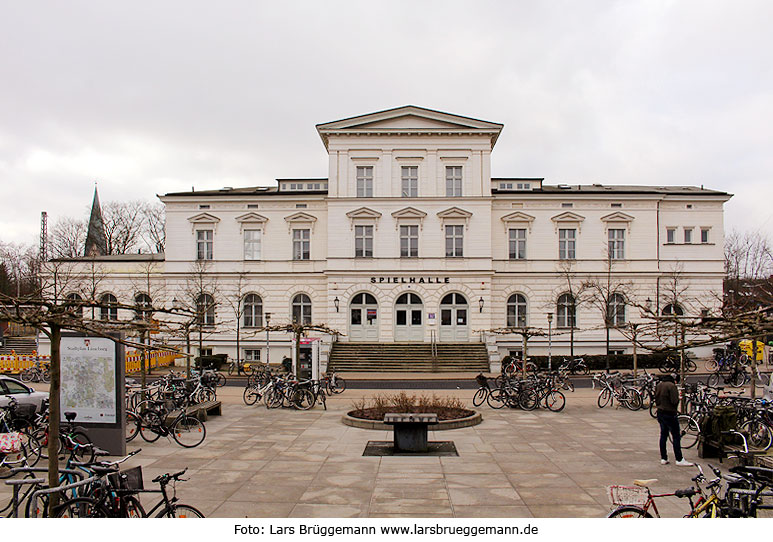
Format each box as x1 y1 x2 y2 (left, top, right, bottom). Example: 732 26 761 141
84 184 107 256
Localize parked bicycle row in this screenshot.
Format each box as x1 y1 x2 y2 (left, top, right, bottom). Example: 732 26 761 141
242 369 346 410
607 463 773 517
2 439 203 517
473 371 570 411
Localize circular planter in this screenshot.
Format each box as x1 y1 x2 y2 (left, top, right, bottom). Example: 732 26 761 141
342 410 482 431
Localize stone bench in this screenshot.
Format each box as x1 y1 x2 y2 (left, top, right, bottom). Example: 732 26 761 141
383 413 438 453
165 400 222 423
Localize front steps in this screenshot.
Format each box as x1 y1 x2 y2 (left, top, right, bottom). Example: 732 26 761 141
327 342 490 373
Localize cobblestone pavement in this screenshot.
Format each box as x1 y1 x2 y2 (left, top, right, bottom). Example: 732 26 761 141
2 386 729 518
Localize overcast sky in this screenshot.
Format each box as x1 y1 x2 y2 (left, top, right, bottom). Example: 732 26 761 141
1 1 771 246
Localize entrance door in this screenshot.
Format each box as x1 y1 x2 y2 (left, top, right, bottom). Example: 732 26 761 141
394 293 423 342
439 293 468 342
349 293 379 342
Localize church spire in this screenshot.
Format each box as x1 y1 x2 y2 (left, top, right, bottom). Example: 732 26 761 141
84 183 107 256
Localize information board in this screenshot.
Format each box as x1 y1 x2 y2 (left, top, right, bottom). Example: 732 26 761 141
60 336 118 423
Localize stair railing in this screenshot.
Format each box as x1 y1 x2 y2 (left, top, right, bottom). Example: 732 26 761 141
430 329 438 358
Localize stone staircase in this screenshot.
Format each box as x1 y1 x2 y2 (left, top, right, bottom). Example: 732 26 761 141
327 342 490 373
0 336 38 355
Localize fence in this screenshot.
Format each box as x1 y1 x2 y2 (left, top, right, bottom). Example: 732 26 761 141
0 349 181 374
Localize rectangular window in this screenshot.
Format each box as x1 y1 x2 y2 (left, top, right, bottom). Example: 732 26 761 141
666 228 676 244
608 229 625 260
701 228 710 244
684 228 693 244
196 230 213 260
354 225 373 258
445 166 462 197
508 228 526 260
400 225 419 258
561 202 573 208
558 228 576 259
356 166 373 198
445 225 464 257
244 349 261 362
401 166 418 197
292 229 310 260
243 229 261 260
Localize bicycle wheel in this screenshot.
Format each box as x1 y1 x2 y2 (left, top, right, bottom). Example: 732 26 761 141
526 362 538 373
139 411 163 443
730 370 749 388
687 359 698 373
607 506 652 518
20 431 42 468
624 389 643 411
742 419 773 451
216 373 227 387
545 390 566 412
242 364 255 377
243 385 261 405
649 400 657 419
41 369 50 383
125 411 140 442
124 495 147 518
518 389 538 411
486 387 506 409
197 388 217 403
19 368 34 382
171 416 206 448
677 415 700 449
705 359 718 372
597 388 612 408
265 389 283 409
706 373 720 387
579 363 590 375
331 376 346 394
155 503 205 518
53 497 110 518
292 389 315 410
472 388 488 407
65 431 95 463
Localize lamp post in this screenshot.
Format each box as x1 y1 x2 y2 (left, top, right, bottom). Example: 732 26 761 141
265 312 271 368
547 312 553 371
478 297 484 313
334 297 340 312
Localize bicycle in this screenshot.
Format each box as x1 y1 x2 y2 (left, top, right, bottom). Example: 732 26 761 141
19 361 50 383
323 372 346 394
136 399 206 448
227 358 254 377
558 357 589 375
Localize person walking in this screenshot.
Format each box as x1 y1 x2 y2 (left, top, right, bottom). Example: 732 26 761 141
655 374 693 466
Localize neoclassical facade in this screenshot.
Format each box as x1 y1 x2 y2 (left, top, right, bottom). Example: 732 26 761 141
50 106 731 370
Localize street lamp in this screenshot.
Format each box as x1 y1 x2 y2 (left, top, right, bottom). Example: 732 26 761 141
478 297 484 313
334 297 340 312
265 312 271 368
547 312 554 371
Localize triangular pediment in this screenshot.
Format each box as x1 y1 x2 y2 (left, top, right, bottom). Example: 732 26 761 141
317 106 504 149
391 207 428 219
501 211 536 223
437 207 473 220
187 212 220 224
235 212 269 223
284 212 317 223
345 207 383 219
600 211 635 222
551 211 585 223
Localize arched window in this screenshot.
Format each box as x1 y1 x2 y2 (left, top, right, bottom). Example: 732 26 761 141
440 293 468 305
662 304 684 317
396 293 422 305
352 293 377 305
65 293 84 318
196 293 215 326
506 294 527 327
243 294 263 327
607 293 626 326
557 294 576 328
99 293 118 321
134 293 152 320
292 294 311 325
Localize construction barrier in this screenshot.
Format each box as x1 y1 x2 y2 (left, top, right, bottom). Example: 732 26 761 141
739 339 766 362
0 349 181 375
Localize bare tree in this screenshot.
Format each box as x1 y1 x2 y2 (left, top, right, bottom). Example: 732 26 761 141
102 201 146 255
554 259 581 357
142 202 166 253
0 241 39 297
725 229 773 315
175 260 220 376
580 245 634 372
222 272 250 372
49 217 87 259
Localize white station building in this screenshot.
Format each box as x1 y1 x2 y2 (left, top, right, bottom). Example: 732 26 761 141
51 106 732 372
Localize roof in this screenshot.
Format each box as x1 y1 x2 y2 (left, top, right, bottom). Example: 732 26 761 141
162 182 328 197
493 184 731 197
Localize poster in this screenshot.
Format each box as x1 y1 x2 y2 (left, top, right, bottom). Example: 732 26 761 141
60 336 117 423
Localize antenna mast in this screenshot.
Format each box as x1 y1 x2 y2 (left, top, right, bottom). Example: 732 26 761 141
40 211 48 261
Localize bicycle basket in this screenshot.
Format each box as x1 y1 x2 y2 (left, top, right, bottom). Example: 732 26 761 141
108 466 144 491
475 373 489 389
607 485 648 506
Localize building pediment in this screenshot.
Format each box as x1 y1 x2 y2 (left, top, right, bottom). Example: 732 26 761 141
391 207 428 219
284 212 318 233
501 211 536 233
437 207 473 229
235 212 269 223
600 211 635 223
551 211 585 232
345 207 383 219
187 212 220 232
316 105 503 149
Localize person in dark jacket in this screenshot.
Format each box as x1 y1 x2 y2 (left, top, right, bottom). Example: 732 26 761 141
655 374 693 466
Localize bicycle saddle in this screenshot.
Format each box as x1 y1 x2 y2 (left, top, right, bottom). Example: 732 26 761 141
64 411 77 422
633 479 658 487
675 487 697 498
